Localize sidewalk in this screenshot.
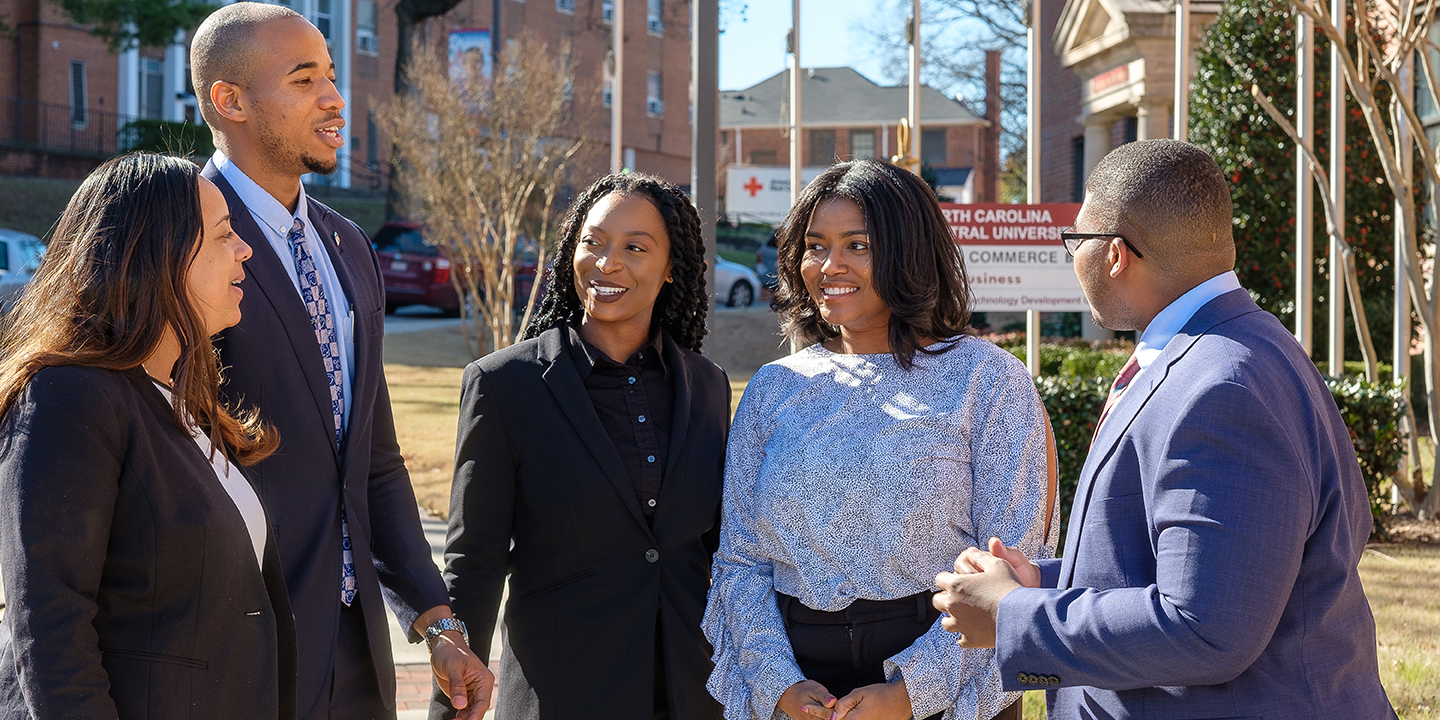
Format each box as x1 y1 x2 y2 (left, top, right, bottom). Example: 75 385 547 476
391 514 502 720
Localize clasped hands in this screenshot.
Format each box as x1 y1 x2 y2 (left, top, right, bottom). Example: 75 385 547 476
415 606 495 719
778 677 912 720
932 537 1041 649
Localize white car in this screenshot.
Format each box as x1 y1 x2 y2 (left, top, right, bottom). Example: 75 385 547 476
715 258 761 307
0 229 45 311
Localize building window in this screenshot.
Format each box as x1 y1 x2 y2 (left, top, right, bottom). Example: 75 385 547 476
647 0 664 35
141 57 165 120
357 0 379 55
69 61 87 128
1123 116 1138 144
750 149 777 165
557 0 575 13
314 0 333 42
810 129 836 165
850 129 875 160
1071 136 1085 202
603 77 613 108
603 0 613 23
921 128 947 165
647 71 663 116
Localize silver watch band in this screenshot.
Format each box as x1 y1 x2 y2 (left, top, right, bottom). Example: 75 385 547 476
423 617 468 651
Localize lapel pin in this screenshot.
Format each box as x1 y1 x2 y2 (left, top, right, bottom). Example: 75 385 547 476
333 231 341 246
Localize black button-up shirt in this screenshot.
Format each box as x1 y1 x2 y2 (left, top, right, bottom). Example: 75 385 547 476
567 323 674 522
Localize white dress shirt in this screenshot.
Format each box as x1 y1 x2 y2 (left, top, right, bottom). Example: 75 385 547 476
1133 270 1243 372
155 383 267 568
212 150 355 431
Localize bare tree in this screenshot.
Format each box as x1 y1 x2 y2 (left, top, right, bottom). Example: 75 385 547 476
1248 0 1440 517
382 32 594 358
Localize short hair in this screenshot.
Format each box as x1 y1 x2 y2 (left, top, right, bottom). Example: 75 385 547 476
522 173 710 353
190 3 304 126
771 159 973 369
1084 139 1235 275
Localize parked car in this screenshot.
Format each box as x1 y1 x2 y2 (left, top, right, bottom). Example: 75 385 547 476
0 229 46 311
372 221 539 315
753 232 779 289
715 258 761 308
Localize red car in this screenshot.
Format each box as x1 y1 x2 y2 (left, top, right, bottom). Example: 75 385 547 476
373 221 540 315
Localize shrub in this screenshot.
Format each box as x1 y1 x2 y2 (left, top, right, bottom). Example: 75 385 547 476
119 120 215 157
993 340 1408 545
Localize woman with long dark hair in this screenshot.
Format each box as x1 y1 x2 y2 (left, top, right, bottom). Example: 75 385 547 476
435 173 728 720
703 159 1057 720
0 153 295 717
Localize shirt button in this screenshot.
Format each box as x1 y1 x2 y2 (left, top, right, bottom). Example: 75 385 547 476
647 455 655 463
638 415 646 423
647 498 657 507
628 377 636 384
645 549 659 563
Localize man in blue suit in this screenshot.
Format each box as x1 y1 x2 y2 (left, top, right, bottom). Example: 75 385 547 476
933 140 1395 719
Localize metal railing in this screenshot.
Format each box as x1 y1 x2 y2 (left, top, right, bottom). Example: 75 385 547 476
0 96 136 159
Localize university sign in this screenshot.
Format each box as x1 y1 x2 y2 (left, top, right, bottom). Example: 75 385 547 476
939 203 1089 312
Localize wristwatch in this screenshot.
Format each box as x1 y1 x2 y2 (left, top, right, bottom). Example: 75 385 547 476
423 617 469 651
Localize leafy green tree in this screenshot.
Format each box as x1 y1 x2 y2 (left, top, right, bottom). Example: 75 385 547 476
53 0 211 51
1188 0 1395 361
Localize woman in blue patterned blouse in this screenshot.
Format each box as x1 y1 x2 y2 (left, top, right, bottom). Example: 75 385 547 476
702 159 1057 720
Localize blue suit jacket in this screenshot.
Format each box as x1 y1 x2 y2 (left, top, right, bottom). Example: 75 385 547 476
995 289 1394 719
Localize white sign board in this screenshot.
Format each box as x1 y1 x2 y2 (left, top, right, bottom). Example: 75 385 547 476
725 165 826 224
939 203 1089 312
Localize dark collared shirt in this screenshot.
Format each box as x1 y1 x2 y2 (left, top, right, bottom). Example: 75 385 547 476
566 322 674 522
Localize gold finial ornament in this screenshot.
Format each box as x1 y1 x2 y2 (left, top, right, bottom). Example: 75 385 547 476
891 118 919 172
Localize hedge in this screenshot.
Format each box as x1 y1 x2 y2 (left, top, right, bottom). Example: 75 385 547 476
118 119 216 157
997 342 1408 545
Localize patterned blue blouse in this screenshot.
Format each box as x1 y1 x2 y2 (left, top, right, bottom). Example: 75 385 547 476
702 338 1058 720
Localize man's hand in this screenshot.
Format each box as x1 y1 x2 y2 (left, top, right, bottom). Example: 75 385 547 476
777 679 839 720
934 548 1025 648
430 631 494 719
831 679 911 720
954 537 1042 588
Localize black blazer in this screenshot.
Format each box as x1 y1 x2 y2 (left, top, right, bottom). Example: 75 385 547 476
202 162 449 716
0 366 297 719
437 324 729 720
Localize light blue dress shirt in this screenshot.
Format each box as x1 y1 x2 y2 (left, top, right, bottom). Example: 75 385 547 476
213 150 354 433
1133 270 1243 372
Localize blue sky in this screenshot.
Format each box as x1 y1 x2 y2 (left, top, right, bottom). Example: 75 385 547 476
719 0 900 91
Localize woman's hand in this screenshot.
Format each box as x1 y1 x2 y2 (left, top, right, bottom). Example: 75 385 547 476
954 537 1041 588
832 679 912 720
778 679 839 720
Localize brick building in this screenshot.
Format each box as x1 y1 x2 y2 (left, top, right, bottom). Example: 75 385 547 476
0 0 693 187
718 66 993 212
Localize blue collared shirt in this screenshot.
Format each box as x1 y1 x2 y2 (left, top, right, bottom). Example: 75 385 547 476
1133 270 1243 372
214 150 354 433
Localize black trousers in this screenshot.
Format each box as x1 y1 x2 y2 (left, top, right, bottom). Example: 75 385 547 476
323 599 395 720
777 592 1020 720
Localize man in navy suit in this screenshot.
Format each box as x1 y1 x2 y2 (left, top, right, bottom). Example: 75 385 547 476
189 4 492 718
934 140 1395 719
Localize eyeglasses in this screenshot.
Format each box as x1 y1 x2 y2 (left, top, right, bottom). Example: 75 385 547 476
1060 228 1145 260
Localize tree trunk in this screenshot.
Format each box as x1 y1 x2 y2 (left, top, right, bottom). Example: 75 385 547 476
388 0 467 219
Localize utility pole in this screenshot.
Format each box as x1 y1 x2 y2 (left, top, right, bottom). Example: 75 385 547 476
1173 0 1190 139
1026 0 1042 377
908 0 922 173
1295 9 1314 356
788 0 802 204
693 0 719 319
611 0 625 173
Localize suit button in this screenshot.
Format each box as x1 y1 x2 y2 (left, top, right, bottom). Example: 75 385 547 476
647 499 657 507
645 549 659 563
1049 675 1060 685
1017 673 1028 684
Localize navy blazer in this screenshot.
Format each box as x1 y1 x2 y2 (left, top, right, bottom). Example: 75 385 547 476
202 162 449 716
994 289 1395 719
437 325 728 720
0 366 297 719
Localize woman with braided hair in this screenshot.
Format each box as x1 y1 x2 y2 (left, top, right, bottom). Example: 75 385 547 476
434 172 729 720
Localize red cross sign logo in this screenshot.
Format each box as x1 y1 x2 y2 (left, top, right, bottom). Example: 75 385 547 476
743 176 764 197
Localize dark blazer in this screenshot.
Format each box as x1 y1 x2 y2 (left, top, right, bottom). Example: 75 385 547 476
0 366 297 719
437 324 728 720
994 290 1396 719
202 162 449 716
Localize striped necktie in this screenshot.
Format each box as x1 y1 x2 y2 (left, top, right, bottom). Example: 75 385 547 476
1092 354 1141 443
285 218 356 606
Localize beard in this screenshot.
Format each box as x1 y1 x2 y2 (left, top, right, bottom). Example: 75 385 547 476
252 100 339 177
1078 256 1139 332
